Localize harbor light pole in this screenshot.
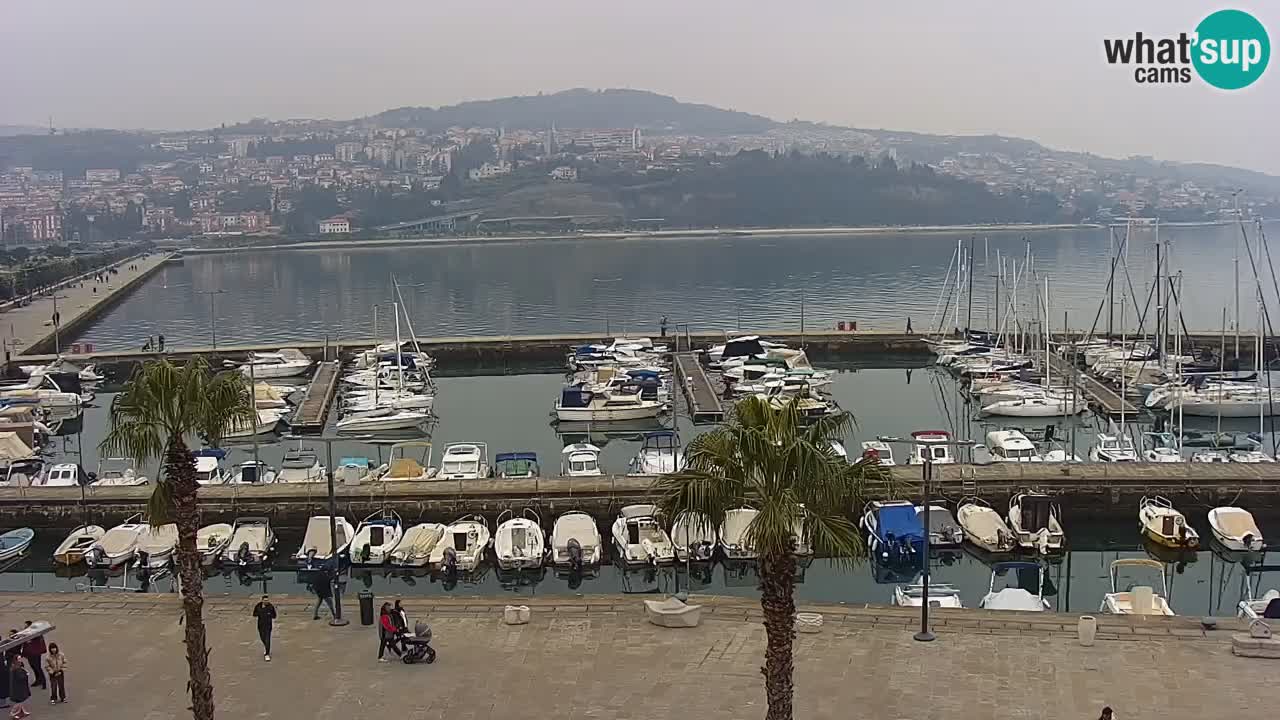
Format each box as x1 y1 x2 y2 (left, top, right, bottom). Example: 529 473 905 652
283 433 371 627
877 434 971 642
198 289 227 351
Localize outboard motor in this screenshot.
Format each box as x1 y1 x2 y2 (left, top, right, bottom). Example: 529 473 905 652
86 546 105 568
236 541 252 568
566 538 583 572
442 546 458 575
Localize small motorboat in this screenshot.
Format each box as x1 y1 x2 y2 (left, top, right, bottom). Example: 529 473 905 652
86 514 147 568
0 528 35 561
550 511 603 569
956 498 1016 553
670 511 716 562
438 443 491 480
494 508 547 570
335 407 430 433
906 430 955 465
276 448 325 483
227 460 276 485
224 409 284 439
239 348 313 379
135 523 179 568
561 443 603 477
92 458 148 486
292 516 355 566
916 504 964 547
1007 491 1065 554
196 523 233 566
1207 506 1264 552
611 504 675 566
893 581 963 608
628 430 684 475
350 510 403 565
494 452 539 479
861 500 924 565
1238 588 1280 620
1138 495 1199 549
53 524 104 565
223 517 275 567
719 508 759 561
859 440 897 466
38 463 88 487
979 561 1050 611
1099 558 1175 616
429 515 490 572
193 452 229 485
555 384 664 422
380 441 437 482
389 523 447 567
333 457 382 485
1089 433 1139 462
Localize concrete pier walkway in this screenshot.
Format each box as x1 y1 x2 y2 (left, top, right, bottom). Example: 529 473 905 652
0 592 1271 719
0 253 169 356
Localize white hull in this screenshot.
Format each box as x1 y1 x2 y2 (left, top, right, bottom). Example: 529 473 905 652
555 404 663 422
335 411 430 432
982 398 1083 417
1181 400 1279 417
495 518 547 570
241 361 312 379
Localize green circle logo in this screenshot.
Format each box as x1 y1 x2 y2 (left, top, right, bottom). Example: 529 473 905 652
1193 9 1270 89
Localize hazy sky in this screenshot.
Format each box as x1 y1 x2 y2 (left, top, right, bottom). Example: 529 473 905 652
3 1 1277 172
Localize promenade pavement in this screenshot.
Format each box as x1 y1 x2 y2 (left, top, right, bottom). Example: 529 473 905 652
1 253 165 355
0 592 1274 719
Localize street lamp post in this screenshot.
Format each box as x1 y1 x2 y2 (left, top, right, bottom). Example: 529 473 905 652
198 289 227 351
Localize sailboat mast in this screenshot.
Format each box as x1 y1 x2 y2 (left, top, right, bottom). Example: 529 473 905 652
966 235 975 334
1219 306 1227 440
394 301 405 395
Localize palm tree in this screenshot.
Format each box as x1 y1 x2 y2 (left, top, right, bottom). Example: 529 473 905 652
100 357 254 720
656 397 889 720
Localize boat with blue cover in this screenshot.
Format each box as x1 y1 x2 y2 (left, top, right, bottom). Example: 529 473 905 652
861 500 925 566
495 452 540 478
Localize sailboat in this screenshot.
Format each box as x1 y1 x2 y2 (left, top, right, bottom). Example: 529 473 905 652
337 301 433 433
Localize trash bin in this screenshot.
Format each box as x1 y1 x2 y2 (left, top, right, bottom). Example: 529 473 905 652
359 590 375 626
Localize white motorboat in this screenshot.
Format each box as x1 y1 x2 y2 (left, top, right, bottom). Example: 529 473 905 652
430 515 490 572
1238 588 1280 620
333 457 382 485
343 390 434 414
380 441 437 481
277 448 325 483
135 523 179 568
859 440 896 466
240 349 313 379
193 453 229 485
494 508 547 570
893 582 963 608
956 498 1016 553
1100 558 1175 616
86 514 147 568
550 511 603 568
92 458 148 486
670 511 716 562
554 385 664 422
1191 449 1231 463
719 508 759 560
53 524 104 565
1089 433 1139 462
1142 432 1183 463
335 407 431 433
439 443 491 480
982 395 1084 417
1138 495 1199 549
196 523 233 566
38 463 87 487
0 528 34 562
907 430 955 464
350 510 404 565
1229 449 1275 463
342 366 430 392
611 504 675 566
389 523 447 567
985 430 1045 462
979 561 1050 611
224 409 284 439
227 460 276 485
561 443 603 477
292 516 355 565
1207 506 1264 552
252 382 289 409
223 516 275 567
1007 492 1065 553
916 504 964 547
628 430 684 475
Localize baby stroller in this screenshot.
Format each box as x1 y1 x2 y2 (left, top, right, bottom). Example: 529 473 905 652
400 621 437 664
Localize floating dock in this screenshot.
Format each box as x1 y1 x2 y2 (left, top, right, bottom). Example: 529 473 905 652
1045 352 1136 416
289 361 340 432
674 352 724 423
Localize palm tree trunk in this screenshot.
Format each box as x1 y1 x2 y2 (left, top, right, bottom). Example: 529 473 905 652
167 437 215 720
759 550 797 720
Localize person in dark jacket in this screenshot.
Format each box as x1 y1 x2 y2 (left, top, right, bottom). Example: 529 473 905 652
20 623 44 690
252 595 277 661
0 653 10 709
312 570 336 620
8 657 29 719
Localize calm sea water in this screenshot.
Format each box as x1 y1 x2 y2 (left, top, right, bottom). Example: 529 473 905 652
10 365 1280 611
70 224 1278 350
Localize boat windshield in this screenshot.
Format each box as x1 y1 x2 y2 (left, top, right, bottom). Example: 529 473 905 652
570 457 598 473
443 460 478 474
996 447 1036 459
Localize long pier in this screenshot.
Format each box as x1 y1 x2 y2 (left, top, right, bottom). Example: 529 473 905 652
674 352 724 422
289 360 340 432
1045 351 1136 415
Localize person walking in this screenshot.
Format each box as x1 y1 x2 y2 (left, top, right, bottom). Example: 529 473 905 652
377 603 401 662
19 624 44 691
7 657 29 720
1099 708 1114 720
312 569 336 621
42 644 65 704
252 595 277 661
392 600 408 635
0 654 10 710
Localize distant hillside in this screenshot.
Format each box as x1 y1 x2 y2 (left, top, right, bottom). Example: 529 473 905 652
369 88 777 134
